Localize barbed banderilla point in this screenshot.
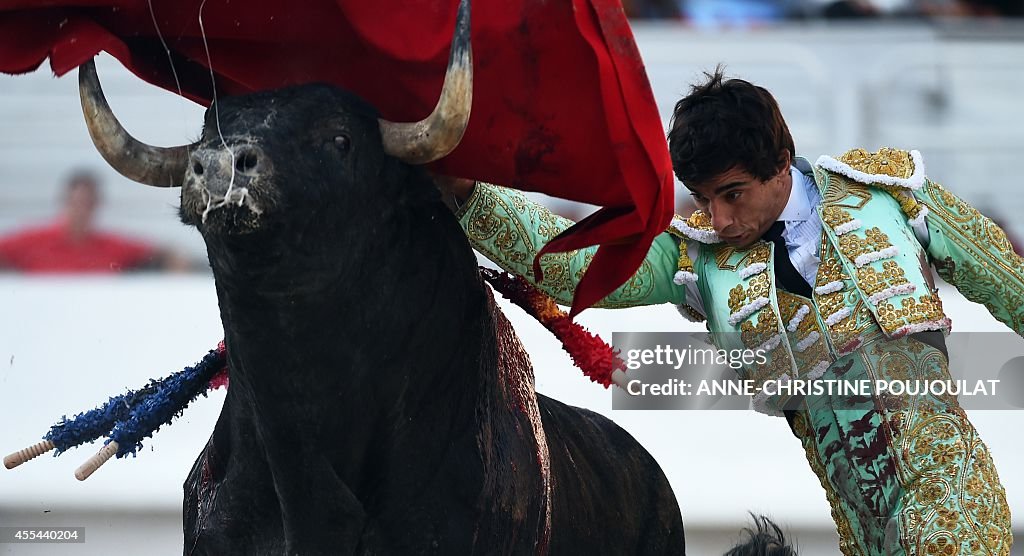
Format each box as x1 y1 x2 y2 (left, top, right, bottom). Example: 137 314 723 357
3 440 56 469
74 441 120 481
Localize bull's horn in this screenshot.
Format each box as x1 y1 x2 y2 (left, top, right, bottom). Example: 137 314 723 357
79 59 191 187
379 0 472 165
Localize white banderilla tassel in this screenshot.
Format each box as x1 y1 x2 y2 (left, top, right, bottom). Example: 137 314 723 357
75 441 120 481
4 440 55 469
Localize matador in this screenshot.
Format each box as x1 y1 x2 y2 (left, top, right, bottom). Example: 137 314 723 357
443 71 1017 555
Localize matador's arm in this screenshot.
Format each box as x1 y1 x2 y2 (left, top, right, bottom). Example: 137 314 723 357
915 179 1024 335
455 182 687 309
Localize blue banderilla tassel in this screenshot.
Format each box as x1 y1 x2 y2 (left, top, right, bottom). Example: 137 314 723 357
28 345 225 459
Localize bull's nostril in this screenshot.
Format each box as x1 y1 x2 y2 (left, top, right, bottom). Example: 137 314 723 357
193 162 204 176
236 151 259 173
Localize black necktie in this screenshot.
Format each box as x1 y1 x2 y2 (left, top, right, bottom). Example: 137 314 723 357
763 221 812 298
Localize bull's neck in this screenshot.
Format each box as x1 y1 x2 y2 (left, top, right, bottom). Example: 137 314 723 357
207 213 489 417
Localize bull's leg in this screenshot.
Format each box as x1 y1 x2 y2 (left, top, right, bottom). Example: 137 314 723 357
183 440 214 553
183 406 286 555
262 448 368 555
536 395 686 555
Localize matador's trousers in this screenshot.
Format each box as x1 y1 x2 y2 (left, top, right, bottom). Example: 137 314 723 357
789 336 1012 555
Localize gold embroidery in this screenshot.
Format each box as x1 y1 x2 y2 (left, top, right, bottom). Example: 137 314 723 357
715 247 736 269
776 291 806 327
740 306 779 349
838 226 895 263
814 240 884 351
687 210 712 229
727 273 770 315
838 147 916 180
867 340 1013 555
820 173 872 209
748 342 792 386
930 181 1016 259
876 293 946 333
789 332 1010 552
463 185 656 308
822 206 856 230
935 258 1024 333
815 248 849 288
921 180 1024 334
715 242 770 271
777 291 834 378
857 260 911 297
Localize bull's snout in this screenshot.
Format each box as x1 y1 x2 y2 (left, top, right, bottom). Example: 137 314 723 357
188 145 266 197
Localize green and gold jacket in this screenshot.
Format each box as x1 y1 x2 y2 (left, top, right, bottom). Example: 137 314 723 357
457 148 1024 414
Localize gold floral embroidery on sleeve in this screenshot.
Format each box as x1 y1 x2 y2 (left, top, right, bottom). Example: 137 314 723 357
461 184 657 307
919 180 1024 334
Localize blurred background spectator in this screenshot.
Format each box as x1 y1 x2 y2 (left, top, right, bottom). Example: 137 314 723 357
623 0 1024 20
0 170 192 273
917 0 1024 17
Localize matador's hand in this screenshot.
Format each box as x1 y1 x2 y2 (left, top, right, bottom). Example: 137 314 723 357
430 174 476 212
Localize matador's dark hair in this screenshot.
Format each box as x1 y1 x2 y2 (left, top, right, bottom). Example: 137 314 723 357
667 65 795 186
723 514 797 556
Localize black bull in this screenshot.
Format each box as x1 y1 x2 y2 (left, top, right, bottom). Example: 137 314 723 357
69 1 685 548
174 84 686 554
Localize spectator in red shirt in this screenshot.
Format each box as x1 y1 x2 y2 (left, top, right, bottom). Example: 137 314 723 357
0 171 188 273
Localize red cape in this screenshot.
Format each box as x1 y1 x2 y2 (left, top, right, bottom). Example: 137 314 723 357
0 0 674 315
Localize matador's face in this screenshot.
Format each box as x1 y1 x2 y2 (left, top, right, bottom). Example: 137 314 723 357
685 163 792 248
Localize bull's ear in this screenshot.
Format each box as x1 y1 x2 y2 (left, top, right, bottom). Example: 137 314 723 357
79 58 193 187
379 0 472 165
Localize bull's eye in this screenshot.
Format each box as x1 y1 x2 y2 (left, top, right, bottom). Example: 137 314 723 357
333 135 351 153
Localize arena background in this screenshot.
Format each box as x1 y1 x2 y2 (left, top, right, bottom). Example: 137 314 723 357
2 19 1023 554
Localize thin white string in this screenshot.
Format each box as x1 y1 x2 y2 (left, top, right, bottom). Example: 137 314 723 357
146 0 184 99
146 0 191 188
197 0 247 221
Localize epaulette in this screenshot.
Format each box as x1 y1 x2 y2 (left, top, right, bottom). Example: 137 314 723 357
666 210 719 244
816 147 925 190
816 147 929 226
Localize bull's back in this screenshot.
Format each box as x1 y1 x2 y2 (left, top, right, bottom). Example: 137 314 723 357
537 394 685 555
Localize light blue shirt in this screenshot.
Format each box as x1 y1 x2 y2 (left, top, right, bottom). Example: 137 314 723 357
778 166 824 287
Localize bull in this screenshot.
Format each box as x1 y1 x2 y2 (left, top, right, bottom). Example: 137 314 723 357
73 1 686 553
